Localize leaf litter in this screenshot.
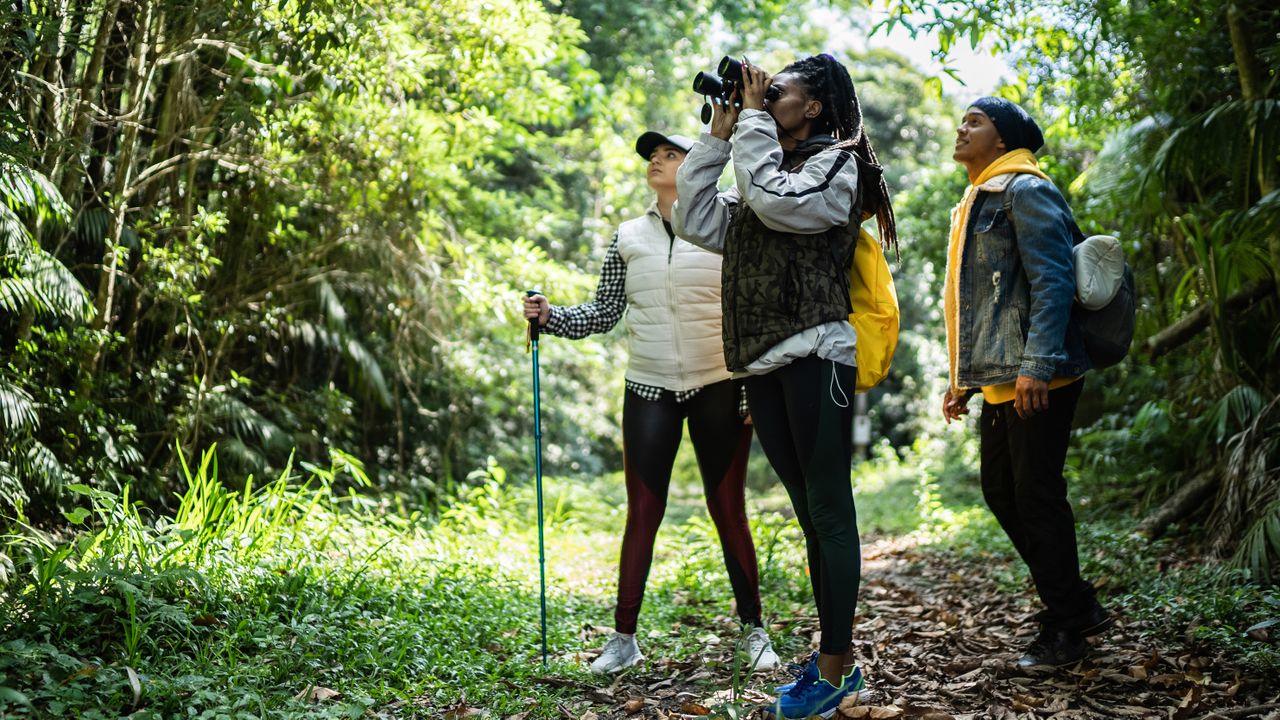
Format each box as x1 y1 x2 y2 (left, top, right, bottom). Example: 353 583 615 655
541 536 1280 719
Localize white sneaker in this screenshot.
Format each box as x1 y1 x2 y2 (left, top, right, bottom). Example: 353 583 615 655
742 626 779 672
588 632 643 673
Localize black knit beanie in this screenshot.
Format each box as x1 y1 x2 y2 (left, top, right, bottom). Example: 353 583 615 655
970 97 1044 153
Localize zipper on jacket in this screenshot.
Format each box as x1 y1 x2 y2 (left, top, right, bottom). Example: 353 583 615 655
668 241 687 386
662 217 686 384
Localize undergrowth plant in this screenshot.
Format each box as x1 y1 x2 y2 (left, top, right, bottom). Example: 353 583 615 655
0 447 588 718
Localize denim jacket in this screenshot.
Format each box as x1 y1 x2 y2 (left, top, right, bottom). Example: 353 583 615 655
957 173 1090 386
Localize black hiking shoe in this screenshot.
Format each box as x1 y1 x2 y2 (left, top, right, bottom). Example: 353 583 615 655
1017 628 1087 668
1077 603 1114 637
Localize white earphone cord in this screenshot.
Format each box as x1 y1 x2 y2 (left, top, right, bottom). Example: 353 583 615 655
830 359 849 408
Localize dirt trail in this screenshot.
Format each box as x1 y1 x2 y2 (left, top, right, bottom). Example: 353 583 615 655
552 537 1279 720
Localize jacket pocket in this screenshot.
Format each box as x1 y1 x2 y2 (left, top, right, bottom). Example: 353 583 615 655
975 208 1013 266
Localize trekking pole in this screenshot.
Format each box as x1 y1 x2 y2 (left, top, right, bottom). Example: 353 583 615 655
525 289 549 671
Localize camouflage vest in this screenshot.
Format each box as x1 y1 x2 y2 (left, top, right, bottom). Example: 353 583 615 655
721 137 875 371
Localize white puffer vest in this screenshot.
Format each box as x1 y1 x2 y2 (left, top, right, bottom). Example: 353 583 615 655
618 206 730 391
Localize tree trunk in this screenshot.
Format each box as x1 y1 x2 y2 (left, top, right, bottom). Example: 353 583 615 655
83 0 135 205
1226 2 1279 291
1144 279 1275 358
85 0 155 375
36 0 71 161
1138 468 1219 538
55 0 121 198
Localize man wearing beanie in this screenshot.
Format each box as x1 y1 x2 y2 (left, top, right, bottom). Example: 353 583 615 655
940 98 1112 668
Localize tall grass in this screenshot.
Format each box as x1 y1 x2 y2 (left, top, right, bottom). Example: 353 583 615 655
0 446 585 718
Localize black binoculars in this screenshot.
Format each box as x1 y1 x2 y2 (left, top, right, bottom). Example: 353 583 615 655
692 56 744 109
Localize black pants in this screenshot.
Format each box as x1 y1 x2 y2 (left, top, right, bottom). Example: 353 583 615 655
980 379 1097 631
615 379 760 633
745 355 859 654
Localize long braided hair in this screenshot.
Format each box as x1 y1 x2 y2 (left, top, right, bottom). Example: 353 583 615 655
780 53 898 254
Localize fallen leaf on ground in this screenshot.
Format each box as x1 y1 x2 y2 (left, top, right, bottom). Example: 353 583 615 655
678 700 710 715
839 705 903 719
125 666 141 707
295 686 342 703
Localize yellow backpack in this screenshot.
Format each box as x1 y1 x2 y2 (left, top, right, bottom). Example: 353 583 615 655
848 226 899 392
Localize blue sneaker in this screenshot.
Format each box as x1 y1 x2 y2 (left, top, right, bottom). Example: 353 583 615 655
775 653 817 694
772 665 865 719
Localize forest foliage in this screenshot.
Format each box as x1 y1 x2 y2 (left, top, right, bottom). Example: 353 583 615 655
0 0 1277 577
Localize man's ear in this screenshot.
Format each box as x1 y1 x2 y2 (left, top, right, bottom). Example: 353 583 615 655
805 99 823 120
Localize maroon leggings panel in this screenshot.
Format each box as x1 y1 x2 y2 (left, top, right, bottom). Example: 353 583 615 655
614 380 762 633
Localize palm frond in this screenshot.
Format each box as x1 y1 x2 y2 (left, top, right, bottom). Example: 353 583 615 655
214 436 268 475
1145 99 1280 203
0 276 40 314
317 279 349 329
1207 384 1266 445
22 249 92 320
0 252 91 320
284 320 392 406
0 380 38 434
0 202 31 257
0 163 37 210
1234 496 1280 582
1074 113 1170 217
74 207 112 247
0 463 29 521
342 334 392 407
1211 393 1280 562
0 162 71 225
202 391 290 452
18 440 66 495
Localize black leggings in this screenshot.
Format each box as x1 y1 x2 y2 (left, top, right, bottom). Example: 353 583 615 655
744 355 859 654
615 379 761 633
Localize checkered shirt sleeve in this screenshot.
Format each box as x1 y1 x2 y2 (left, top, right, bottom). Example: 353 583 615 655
543 233 626 339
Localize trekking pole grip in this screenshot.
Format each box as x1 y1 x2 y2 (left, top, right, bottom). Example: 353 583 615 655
525 289 542 341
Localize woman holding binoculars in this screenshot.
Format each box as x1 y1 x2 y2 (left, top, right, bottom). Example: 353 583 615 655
522 131 779 676
674 52 898 719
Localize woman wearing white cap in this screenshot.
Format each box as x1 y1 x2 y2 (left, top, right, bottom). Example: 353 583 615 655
522 131 778 674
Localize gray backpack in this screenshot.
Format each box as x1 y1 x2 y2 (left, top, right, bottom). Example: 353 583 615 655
1072 233 1136 368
